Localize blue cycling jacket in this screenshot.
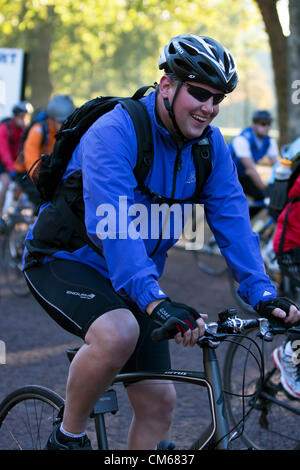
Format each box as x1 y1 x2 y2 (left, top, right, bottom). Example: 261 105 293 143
25 91 277 311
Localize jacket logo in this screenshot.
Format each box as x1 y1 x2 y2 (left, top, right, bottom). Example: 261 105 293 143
185 171 196 184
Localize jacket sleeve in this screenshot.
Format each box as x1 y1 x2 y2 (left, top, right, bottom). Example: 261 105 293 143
201 128 277 308
80 107 167 311
288 173 300 199
0 123 15 171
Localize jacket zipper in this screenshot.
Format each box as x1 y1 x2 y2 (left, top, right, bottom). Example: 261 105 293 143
150 147 182 257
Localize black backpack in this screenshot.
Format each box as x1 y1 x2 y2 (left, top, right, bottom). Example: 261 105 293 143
29 85 212 204
268 157 300 220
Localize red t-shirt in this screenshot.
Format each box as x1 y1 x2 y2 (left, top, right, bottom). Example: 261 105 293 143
0 118 24 171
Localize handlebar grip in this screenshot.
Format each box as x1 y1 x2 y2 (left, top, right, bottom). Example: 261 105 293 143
264 315 291 331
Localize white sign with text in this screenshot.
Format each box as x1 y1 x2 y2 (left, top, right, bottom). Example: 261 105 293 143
0 48 25 120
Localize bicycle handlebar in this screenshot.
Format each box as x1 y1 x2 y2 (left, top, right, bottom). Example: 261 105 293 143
151 308 300 345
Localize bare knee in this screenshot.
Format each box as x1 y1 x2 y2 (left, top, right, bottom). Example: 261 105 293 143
85 308 140 367
128 381 177 428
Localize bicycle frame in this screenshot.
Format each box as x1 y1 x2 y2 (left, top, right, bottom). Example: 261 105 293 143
66 313 300 451
89 344 231 450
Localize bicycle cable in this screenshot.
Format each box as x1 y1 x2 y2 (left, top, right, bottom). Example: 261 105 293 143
211 332 265 450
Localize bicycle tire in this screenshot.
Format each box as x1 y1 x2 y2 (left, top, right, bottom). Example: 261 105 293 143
193 248 228 277
0 385 64 450
223 331 300 450
227 271 255 314
2 219 30 297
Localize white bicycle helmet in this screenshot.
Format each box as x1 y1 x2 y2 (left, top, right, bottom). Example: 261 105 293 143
12 101 33 116
46 94 75 122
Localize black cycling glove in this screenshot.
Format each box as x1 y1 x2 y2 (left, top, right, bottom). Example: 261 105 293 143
256 297 298 316
150 300 201 340
256 297 298 328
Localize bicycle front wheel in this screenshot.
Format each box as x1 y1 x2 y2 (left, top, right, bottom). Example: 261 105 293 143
2 219 30 297
223 331 300 450
193 246 228 277
0 385 64 450
227 271 255 314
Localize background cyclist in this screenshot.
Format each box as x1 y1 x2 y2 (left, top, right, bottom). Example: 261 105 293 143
0 102 33 215
14 94 75 209
272 154 300 399
229 110 279 218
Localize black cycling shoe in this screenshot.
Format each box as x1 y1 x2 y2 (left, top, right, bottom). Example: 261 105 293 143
45 422 92 450
156 440 178 450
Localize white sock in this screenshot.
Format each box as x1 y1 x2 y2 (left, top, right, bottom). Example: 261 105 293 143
60 424 86 439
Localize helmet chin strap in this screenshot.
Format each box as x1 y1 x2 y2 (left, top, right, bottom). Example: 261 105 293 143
163 81 186 142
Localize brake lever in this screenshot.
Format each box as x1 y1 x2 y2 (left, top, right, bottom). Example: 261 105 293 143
197 322 225 348
257 318 273 341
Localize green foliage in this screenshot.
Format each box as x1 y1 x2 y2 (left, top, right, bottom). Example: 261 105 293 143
0 0 270 111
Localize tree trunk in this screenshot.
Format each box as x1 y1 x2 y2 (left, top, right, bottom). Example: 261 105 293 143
25 6 56 109
287 0 300 143
255 0 288 147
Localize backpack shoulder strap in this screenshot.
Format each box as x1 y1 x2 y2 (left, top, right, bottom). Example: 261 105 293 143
40 118 49 147
192 137 213 202
120 97 154 187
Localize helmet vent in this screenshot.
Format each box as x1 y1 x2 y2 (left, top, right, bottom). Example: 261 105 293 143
210 46 219 61
168 43 176 54
198 62 218 77
180 42 198 56
174 58 194 73
223 52 230 73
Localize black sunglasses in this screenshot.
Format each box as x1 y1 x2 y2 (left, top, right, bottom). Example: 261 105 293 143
254 120 271 127
183 82 226 105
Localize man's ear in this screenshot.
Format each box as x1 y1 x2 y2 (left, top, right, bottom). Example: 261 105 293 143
159 75 173 99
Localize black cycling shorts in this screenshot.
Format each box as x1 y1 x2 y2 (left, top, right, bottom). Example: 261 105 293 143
24 259 170 375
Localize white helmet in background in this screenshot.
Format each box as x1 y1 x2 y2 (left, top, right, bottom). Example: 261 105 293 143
46 94 75 122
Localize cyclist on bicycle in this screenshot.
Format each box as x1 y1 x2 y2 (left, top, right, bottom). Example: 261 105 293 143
14 94 75 209
272 155 300 398
0 101 33 215
229 110 279 218
23 34 300 450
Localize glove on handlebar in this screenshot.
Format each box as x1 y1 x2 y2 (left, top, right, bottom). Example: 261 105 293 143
150 300 200 338
256 297 298 317
256 297 298 329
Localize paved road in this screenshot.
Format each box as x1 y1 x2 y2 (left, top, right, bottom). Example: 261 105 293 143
0 244 243 449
